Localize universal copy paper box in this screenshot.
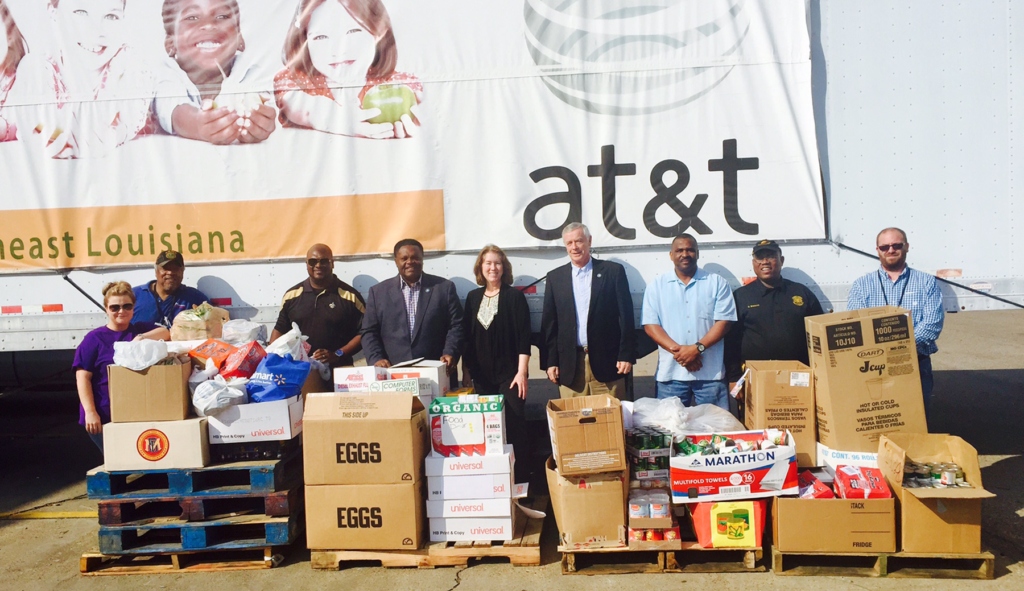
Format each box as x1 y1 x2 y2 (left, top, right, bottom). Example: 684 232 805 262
426 498 512 518
547 394 626 476
108 361 191 423
805 306 928 453
103 417 209 470
389 358 451 399
205 394 303 443
429 510 520 542
669 430 799 503
878 433 995 554
303 392 428 485
546 456 627 547
773 496 896 552
426 473 513 500
428 395 506 457
333 366 389 392
425 445 514 476
744 361 816 467
305 481 425 550
816 441 879 470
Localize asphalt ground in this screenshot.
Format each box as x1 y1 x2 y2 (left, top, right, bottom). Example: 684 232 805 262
0 310 1021 590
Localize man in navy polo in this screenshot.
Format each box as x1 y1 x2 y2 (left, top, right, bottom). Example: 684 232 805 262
132 250 209 328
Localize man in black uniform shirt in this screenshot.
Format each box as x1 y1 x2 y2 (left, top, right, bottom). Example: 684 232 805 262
724 240 824 399
270 243 366 367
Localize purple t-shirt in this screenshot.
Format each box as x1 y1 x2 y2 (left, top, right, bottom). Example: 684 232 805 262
72 322 159 425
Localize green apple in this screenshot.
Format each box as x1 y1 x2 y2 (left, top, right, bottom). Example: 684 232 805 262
361 84 416 124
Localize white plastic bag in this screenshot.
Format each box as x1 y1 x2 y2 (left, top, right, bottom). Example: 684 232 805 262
166 340 207 356
193 375 249 417
632 396 689 433
264 322 310 362
221 319 268 346
112 340 168 370
188 357 220 395
680 404 745 434
310 358 331 381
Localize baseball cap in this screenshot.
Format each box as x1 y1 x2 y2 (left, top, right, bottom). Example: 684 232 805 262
751 239 781 255
156 249 185 268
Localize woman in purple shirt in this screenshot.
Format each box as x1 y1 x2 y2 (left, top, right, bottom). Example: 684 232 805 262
73 281 170 453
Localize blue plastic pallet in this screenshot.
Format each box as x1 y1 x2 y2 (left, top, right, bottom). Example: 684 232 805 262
97 511 302 555
86 454 301 500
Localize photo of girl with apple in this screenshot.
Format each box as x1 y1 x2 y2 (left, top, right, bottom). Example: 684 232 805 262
154 0 276 144
8 0 154 158
0 0 28 142
275 0 421 139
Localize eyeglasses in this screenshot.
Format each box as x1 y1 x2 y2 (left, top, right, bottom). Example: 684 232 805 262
877 243 905 252
107 303 134 313
307 258 332 267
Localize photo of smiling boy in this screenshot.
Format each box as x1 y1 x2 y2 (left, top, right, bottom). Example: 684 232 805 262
0 0 28 142
154 0 276 144
7 0 154 158
275 0 422 139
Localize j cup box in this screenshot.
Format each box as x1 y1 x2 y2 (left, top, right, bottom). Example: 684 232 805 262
669 430 799 504
428 394 506 457
389 358 451 399
333 366 389 392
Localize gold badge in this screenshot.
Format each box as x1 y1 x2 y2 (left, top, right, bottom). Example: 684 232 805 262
792 296 804 306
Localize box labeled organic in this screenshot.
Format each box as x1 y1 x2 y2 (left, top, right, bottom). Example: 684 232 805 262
428 395 506 457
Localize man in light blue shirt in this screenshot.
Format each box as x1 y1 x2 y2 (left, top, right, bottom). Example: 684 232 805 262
642 234 736 409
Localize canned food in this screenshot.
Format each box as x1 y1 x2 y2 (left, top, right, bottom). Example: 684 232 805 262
637 434 651 450
940 469 957 486
645 529 664 541
650 495 671 518
628 497 650 518
663 527 680 541
628 528 644 542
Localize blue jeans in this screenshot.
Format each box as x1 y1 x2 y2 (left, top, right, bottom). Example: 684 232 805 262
656 380 729 410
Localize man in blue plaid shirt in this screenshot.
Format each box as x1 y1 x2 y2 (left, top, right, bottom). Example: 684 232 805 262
847 228 944 412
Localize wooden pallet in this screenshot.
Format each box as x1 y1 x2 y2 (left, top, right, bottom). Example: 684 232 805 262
86 454 301 500
771 548 995 579
80 547 279 575
560 543 763 575
311 495 547 570
98 511 303 554
97 486 302 525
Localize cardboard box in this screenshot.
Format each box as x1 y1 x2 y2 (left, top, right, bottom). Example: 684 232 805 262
389 358 451 399
669 430 799 503
102 417 209 471
546 456 627 548
333 366 389 392
371 377 433 409
300 370 333 396
205 395 303 443
429 513 519 542
303 392 428 485
428 395 506 457
305 481 425 550
817 441 879 471
427 473 512 500
773 496 896 552
425 445 514 477
188 339 237 369
878 433 995 554
691 500 766 548
744 361 816 467
426 498 511 518
547 394 626 476
108 362 191 423
805 306 928 453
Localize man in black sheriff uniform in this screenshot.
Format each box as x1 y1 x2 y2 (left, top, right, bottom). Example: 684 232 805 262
270 243 366 367
724 240 824 403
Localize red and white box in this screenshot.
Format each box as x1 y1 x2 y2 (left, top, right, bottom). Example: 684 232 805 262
425 445 514 477
834 465 892 499
670 430 799 503
798 470 836 499
427 395 506 457
427 473 513 500
389 358 450 399
220 342 266 379
333 366 388 392
426 498 512 519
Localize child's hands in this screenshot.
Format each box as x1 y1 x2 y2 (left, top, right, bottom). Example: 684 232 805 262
238 102 276 143
392 89 423 139
177 100 241 144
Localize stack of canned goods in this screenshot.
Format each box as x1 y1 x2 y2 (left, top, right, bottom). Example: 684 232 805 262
625 427 672 471
902 460 972 488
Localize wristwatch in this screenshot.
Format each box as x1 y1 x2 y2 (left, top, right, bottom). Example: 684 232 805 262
695 342 706 354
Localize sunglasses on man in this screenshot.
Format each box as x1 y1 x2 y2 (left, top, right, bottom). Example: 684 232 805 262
877 242 905 252
307 258 332 267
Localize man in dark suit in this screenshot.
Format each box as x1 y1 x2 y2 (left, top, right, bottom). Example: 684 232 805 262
541 223 636 398
360 239 465 374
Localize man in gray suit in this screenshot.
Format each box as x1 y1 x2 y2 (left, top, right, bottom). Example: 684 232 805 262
360 239 465 374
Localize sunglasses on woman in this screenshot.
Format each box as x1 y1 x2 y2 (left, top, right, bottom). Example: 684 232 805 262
107 303 134 312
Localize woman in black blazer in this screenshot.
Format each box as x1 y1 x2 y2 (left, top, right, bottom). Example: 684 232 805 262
461 245 532 480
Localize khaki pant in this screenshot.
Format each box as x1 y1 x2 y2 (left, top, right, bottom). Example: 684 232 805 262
559 351 625 399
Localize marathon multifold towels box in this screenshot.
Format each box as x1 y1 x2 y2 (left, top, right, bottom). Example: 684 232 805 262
305 481 425 550
669 430 799 503
427 473 513 500
205 394 303 443
547 394 626 476
108 361 191 423
425 444 514 477
878 433 994 554
744 361 816 467
389 358 451 399
333 366 388 392
303 392 428 485
816 442 879 471
805 306 928 453
102 417 209 470
428 394 506 457
371 377 433 409
546 456 627 548
773 496 896 552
